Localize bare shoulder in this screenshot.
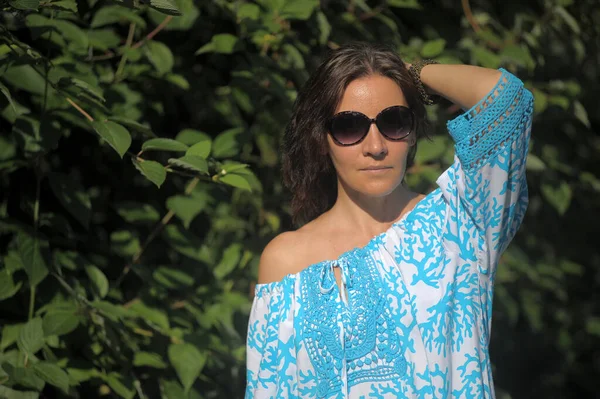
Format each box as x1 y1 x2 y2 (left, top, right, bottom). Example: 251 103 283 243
257 217 331 284
257 230 306 284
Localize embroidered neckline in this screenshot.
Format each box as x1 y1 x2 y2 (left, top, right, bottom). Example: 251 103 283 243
255 189 440 296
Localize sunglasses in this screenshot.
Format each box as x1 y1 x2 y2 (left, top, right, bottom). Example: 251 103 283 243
327 105 415 146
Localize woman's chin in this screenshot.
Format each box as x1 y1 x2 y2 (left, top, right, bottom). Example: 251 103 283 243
351 178 404 198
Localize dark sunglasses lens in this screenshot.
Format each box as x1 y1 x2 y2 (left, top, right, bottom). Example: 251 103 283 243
377 107 413 139
330 113 370 145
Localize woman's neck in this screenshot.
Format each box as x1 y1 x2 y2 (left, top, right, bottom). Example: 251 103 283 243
326 181 419 238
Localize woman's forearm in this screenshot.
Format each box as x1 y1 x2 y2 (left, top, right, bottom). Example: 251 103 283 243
419 64 503 110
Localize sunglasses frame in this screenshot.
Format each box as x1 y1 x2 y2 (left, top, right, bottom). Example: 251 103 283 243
327 105 416 146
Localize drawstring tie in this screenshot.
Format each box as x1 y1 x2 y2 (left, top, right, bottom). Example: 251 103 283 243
317 255 355 398
318 258 353 302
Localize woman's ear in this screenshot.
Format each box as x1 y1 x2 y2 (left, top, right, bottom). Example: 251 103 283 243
408 134 417 146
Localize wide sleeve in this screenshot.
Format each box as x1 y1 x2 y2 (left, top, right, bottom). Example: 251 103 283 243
437 68 534 279
245 278 298 398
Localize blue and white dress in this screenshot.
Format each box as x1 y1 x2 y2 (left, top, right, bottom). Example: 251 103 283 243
246 69 533 398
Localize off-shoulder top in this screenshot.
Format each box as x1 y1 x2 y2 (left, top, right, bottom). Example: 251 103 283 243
245 69 534 399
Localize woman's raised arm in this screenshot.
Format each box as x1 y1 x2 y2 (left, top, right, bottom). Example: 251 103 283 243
419 64 503 110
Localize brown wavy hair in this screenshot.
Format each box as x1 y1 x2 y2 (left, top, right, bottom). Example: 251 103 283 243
281 42 428 227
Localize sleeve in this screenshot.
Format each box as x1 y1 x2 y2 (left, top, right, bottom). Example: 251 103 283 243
437 68 534 279
245 279 297 399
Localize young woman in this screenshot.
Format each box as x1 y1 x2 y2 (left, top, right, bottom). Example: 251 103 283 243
246 42 533 398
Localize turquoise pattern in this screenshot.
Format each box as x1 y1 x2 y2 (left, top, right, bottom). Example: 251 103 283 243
246 69 534 398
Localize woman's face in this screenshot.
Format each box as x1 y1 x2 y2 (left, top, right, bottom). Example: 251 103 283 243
327 74 414 198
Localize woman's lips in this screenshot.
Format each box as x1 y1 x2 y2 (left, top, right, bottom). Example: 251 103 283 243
361 166 392 173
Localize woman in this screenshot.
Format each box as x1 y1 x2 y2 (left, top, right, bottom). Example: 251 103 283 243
246 42 533 398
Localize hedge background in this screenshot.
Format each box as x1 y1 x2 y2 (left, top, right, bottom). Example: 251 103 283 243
0 0 598 398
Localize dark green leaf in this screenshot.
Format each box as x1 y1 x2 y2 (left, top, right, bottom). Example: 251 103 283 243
162 225 205 262
237 3 260 20
8 0 39 10
32 362 70 393
1 324 22 350
212 127 243 158
166 73 190 90
128 301 170 330
108 116 155 137
526 154 546 171
17 232 48 287
133 351 167 368
280 0 319 20
387 0 421 8
167 155 208 174
149 0 181 15
196 34 238 55
186 138 212 158
104 373 135 399
414 138 446 164
58 77 105 102
3 364 45 390
471 46 501 69
219 173 252 191
148 0 199 30
168 343 206 393
175 129 211 146
91 300 130 321
555 6 580 34
142 138 188 152
52 19 89 50
85 265 109 298
91 120 132 158
13 116 61 156
541 182 572 215
91 6 147 28
0 384 39 399
213 243 242 280
114 202 160 224
421 39 446 58
44 0 77 12
166 195 207 228
153 267 194 289
221 162 249 174
0 82 16 114
585 317 600 336
87 29 122 51
316 12 331 44
1 65 48 97
0 270 22 300
43 309 80 336
132 159 167 188
110 230 141 258
18 317 44 356
66 368 100 384
145 41 174 75
500 44 535 69
573 101 590 128
48 172 92 229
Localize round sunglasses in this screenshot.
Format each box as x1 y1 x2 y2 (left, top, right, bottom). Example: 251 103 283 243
327 105 415 146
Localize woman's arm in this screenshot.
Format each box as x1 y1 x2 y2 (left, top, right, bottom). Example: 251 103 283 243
419 64 503 110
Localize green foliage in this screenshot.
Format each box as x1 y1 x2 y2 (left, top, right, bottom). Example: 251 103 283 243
0 0 598 398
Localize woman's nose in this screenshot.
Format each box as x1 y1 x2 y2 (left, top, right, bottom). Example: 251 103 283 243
362 122 388 158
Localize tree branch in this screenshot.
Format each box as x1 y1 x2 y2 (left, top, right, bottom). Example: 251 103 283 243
66 98 94 122
132 16 173 49
115 177 201 287
115 23 137 81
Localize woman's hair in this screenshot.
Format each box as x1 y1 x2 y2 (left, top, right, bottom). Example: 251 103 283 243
281 42 428 227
